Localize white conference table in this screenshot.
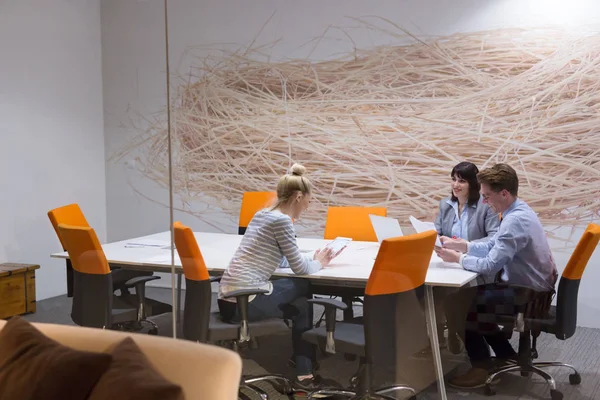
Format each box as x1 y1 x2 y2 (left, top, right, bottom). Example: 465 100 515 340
52 231 477 400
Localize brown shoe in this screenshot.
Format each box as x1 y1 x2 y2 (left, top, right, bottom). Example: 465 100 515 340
448 367 495 389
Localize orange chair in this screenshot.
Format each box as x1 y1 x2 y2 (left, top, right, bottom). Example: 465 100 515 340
238 192 277 234
57 224 160 333
323 206 387 242
48 204 91 297
48 203 152 297
303 231 436 399
484 223 600 398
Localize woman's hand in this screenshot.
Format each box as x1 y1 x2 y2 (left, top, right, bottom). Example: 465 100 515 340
314 246 346 266
440 236 468 253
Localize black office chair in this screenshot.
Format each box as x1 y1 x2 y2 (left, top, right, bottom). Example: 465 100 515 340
174 221 295 399
302 231 437 399
484 223 600 400
57 224 162 334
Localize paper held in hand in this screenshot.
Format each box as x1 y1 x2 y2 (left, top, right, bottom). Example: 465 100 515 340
409 216 442 247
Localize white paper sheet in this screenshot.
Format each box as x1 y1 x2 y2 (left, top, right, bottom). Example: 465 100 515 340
369 214 404 243
409 216 442 247
124 239 171 249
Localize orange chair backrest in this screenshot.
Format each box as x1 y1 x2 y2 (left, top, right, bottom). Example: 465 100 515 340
562 223 600 281
48 204 90 250
173 222 210 282
365 230 437 296
239 192 277 229
56 224 110 275
324 206 387 242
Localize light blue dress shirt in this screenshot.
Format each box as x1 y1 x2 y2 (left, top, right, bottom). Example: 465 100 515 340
460 199 558 292
447 199 471 241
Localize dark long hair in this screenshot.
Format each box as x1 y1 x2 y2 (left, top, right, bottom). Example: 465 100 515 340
450 162 480 206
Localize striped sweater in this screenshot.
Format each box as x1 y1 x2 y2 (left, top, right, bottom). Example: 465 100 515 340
218 209 322 300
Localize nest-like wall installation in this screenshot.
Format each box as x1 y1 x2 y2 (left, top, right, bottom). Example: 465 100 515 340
118 27 600 237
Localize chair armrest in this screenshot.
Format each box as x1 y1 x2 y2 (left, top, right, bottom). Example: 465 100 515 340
124 276 161 287
222 289 270 344
221 289 270 298
307 298 348 310
209 275 222 283
123 276 161 321
308 298 346 354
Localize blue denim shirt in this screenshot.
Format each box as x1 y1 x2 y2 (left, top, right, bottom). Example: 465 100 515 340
460 199 558 291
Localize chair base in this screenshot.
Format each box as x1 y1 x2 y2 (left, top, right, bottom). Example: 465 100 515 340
484 361 581 399
113 319 159 335
242 374 294 399
307 385 416 400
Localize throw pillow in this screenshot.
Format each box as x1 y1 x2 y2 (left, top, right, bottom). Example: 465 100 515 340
88 337 184 400
0 316 112 400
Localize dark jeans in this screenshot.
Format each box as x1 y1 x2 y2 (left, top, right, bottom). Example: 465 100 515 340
218 278 315 376
445 284 521 369
432 286 457 340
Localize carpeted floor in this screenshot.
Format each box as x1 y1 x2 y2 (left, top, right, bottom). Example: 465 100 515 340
25 287 600 400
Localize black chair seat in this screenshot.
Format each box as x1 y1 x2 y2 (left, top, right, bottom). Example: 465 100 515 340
303 322 366 357
208 313 288 341
110 296 139 323
532 305 558 334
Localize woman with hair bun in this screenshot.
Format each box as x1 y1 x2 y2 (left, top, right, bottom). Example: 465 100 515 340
218 163 342 391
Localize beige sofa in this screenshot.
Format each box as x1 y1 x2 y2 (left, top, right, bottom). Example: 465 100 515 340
0 320 242 400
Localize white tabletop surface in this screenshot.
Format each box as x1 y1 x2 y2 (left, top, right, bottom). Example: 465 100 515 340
51 231 477 288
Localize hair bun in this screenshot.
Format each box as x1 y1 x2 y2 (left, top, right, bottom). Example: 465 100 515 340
289 163 306 177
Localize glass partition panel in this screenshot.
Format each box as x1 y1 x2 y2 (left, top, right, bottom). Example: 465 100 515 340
101 0 177 336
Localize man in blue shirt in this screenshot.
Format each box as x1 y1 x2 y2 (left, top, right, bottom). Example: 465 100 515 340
436 163 558 389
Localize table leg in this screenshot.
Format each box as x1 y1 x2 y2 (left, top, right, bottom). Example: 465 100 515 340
66 259 74 298
341 295 354 320
425 285 448 400
176 273 182 318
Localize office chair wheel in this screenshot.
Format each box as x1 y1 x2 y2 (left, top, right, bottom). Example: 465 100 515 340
569 373 581 385
484 384 495 396
550 389 563 400
271 381 294 396
148 327 158 335
349 373 359 389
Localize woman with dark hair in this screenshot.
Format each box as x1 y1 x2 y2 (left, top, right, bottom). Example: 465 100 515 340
432 161 500 353
435 161 499 243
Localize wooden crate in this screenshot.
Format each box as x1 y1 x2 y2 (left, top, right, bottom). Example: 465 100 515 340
0 263 39 319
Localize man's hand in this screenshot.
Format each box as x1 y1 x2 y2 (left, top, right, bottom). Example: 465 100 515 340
435 246 462 264
440 236 468 253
